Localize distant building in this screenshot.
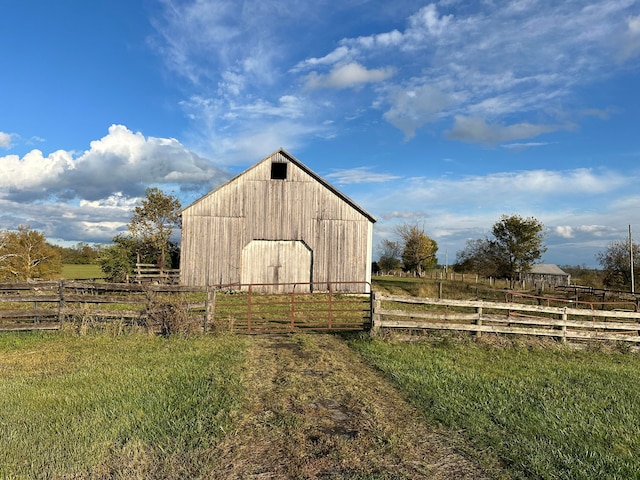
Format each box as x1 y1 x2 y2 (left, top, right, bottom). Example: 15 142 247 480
179 148 376 293
523 264 571 287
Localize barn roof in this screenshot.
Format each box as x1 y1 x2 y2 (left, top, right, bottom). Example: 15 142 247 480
181 148 377 223
528 264 569 276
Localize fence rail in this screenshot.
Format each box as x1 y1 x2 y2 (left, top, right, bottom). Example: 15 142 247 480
0 280 372 333
6 281 640 342
372 293 640 343
130 263 181 284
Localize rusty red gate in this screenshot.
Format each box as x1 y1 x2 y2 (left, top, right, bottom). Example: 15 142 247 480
204 281 372 333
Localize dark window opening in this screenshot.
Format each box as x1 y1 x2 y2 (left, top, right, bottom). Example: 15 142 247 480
271 162 288 180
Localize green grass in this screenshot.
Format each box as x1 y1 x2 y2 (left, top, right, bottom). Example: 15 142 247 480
372 276 509 301
61 263 105 280
347 336 640 479
0 332 247 478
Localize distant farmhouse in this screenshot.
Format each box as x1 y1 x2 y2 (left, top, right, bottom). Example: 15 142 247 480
180 148 376 292
523 264 571 287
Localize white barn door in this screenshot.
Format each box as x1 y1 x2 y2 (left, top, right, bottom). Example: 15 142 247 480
241 240 312 293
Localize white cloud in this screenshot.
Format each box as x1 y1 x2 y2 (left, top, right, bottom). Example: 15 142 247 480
303 63 395 90
324 167 401 185
501 142 551 150
0 124 228 201
619 14 640 59
292 46 353 72
291 1 640 141
446 116 560 144
383 84 453 139
555 225 574 238
79 193 141 210
0 132 12 149
0 149 74 190
407 4 453 37
149 1 639 155
0 126 232 243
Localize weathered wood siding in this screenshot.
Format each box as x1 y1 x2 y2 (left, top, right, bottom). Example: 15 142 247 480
180 150 375 292
241 240 312 293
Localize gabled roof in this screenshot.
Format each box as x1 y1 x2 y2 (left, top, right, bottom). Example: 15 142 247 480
181 148 377 223
528 264 569 276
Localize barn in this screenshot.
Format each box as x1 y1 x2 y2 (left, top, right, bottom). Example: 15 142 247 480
179 148 376 293
523 264 571 287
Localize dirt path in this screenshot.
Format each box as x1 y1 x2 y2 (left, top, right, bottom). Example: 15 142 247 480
208 334 500 479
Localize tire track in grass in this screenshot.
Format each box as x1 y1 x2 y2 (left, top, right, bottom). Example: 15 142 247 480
208 334 499 479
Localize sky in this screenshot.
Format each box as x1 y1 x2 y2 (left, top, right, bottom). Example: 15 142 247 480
1 0 640 268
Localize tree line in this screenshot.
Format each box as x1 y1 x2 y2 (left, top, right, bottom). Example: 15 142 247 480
2 194 640 291
376 214 640 291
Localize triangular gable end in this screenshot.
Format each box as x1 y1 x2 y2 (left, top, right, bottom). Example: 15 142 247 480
181 148 377 223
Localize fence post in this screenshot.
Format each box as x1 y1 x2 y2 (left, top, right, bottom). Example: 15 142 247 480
476 306 483 338
370 292 381 336
562 308 568 343
247 285 252 333
204 286 216 333
57 280 65 329
438 282 443 299
328 283 333 330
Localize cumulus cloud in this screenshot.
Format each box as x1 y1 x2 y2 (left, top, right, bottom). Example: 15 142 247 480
303 62 395 90
555 225 574 238
0 125 231 243
0 124 228 201
554 224 614 241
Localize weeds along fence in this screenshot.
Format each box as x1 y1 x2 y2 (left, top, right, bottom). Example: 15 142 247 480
0 281 372 334
372 292 640 343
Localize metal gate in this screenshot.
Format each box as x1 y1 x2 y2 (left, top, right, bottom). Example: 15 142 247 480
204 281 372 333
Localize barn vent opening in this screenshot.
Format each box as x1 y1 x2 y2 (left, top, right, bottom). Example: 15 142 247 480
271 162 288 180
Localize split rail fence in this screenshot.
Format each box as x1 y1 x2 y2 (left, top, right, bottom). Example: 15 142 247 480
0 281 372 333
372 292 640 343
5 281 640 343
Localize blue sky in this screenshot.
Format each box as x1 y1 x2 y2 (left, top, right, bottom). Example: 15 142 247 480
1 0 640 267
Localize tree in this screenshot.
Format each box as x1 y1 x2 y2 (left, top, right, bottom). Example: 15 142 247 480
98 235 137 282
128 187 181 268
455 238 503 277
52 242 101 264
596 238 640 289
377 239 403 273
396 223 438 275
492 214 546 284
0 226 62 281
455 215 546 284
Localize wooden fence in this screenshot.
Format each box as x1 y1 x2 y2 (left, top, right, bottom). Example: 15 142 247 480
129 263 180 284
0 281 371 333
372 292 640 343
5 281 640 343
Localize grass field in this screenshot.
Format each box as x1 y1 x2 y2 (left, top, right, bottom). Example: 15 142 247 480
0 332 246 478
2 327 640 478
348 335 640 479
61 263 105 280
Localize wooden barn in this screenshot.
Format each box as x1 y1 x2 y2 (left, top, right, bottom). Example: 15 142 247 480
523 264 571 287
179 148 376 292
